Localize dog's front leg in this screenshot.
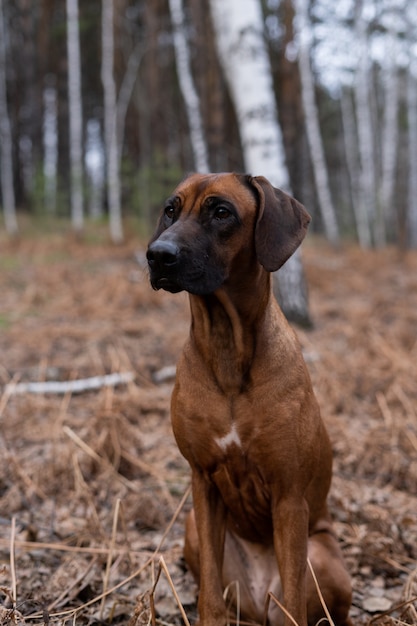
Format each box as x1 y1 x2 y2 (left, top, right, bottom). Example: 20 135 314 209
272 495 309 626
192 470 227 626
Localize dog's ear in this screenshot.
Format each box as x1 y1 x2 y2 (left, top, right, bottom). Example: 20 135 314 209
248 176 311 272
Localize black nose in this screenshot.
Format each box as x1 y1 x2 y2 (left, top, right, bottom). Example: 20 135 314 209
147 239 180 269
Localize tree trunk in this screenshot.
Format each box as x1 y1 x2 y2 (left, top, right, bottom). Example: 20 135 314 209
85 118 104 219
168 0 210 172
116 42 144 164
189 0 229 172
0 0 18 236
66 0 84 233
209 0 311 326
101 0 123 243
43 76 58 215
379 27 399 246
209 0 288 185
293 0 339 246
18 0 42 204
340 86 371 247
407 71 417 248
354 1 377 247
275 0 304 197
273 249 311 328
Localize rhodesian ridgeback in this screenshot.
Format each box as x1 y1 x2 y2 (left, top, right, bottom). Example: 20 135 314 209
147 173 352 626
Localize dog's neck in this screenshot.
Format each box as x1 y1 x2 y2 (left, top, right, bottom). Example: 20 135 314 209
188 268 272 393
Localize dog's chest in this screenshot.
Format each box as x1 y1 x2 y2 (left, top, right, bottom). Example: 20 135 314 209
172 366 282 540
213 422 242 452
206 420 273 541
212 430 272 540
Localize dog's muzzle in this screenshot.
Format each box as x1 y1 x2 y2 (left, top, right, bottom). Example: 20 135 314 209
147 239 183 292
147 233 226 295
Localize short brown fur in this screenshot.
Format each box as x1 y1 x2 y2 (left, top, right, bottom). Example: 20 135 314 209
147 173 352 626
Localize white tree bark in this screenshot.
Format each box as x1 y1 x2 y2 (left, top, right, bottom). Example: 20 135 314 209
293 0 339 245
209 0 311 326
378 26 399 246
169 0 210 172
0 0 18 236
43 77 58 215
407 71 417 248
85 118 104 219
209 0 288 186
66 0 84 232
340 86 371 247
101 0 123 243
354 3 377 247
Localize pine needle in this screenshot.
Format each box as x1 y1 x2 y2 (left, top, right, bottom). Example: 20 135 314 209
10 517 17 611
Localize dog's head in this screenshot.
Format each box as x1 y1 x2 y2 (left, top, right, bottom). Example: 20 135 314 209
147 173 310 295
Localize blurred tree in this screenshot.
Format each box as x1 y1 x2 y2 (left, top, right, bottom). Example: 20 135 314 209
0 0 18 235
355 1 379 247
43 75 58 214
340 86 370 247
189 0 235 172
85 118 104 219
408 60 417 248
102 0 123 243
66 0 84 232
12 1 44 206
168 0 210 172
378 20 399 246
293 0 339 245
270 0 305 200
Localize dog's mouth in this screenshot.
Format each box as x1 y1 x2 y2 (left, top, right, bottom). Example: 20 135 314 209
151 271 225 296
148 255 227 296
152 276 184 293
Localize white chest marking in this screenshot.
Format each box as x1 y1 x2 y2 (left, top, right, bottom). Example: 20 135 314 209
214 423 242 452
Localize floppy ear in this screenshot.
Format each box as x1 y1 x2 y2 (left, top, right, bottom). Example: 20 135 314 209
249 176 311 272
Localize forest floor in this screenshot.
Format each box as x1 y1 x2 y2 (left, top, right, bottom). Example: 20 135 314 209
0 232 417 626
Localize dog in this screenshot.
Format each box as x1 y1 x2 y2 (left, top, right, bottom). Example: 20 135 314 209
147 173 352 626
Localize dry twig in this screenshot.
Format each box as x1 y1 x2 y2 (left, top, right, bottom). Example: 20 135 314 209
5 371 135 396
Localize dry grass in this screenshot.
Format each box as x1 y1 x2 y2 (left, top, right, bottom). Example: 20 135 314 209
0 235 416 625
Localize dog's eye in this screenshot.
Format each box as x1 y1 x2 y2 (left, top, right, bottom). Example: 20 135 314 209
164 205 175 220
214 206 231 220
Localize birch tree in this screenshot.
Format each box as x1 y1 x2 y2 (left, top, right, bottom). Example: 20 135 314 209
43 77 58 215
66 0 84 233
293 0 339 245
85 118 104 219
407 56 417 248
340 87 371 247
0 0 18 235
101 0 123 244
354 1 376 246
311 0 371 246
168 0 210 172
209 0 311 326
378 24 400 246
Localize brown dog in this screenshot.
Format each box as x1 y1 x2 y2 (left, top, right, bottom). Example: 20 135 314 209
147 173 352 626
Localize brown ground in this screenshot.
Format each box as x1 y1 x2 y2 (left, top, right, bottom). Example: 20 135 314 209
0 232 416 625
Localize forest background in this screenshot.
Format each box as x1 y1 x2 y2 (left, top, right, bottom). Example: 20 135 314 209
1 0 416 251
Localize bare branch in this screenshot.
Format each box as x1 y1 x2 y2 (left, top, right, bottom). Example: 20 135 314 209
4 372 135 396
